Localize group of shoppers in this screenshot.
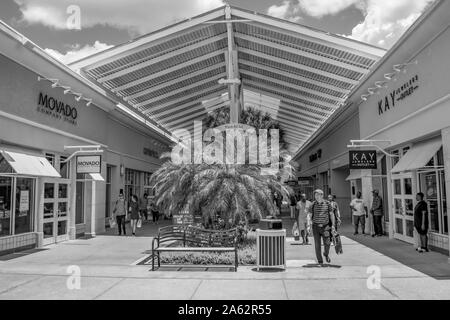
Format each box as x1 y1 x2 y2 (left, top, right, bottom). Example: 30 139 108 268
349 190 384 237
112 189 161 236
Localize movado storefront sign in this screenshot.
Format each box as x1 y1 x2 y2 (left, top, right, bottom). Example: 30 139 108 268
37 92 79 126
349 151 377 170
76 155 102 174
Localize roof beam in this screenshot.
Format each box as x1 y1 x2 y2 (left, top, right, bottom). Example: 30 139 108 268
97 34 228 83
276 113 320 131
239 47 359 86
146 85 226 116
282 128 312 139
112 49 227 93
243 98 322 129
134 72 226 108
70 9 225 70
164 109 207 127
243 80 336 115
276 117 317 134
230 8 385 58
125 63 226 101
239 60 351 95
240 69 345 104
243 87 328 123
235 32 369 74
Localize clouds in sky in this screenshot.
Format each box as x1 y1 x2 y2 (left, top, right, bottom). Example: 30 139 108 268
15 0 225 63
267 0 434 48
44 41 113 64
15 0 225 34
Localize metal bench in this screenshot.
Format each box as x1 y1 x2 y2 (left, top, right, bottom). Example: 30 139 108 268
151 225 238 271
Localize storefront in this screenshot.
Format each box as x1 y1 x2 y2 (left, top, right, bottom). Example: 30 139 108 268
0 22 172 254
293 1 450 256
352 0 450 254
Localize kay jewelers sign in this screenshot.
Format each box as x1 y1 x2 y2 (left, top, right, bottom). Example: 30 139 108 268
349 151 377 170
76 155 102 174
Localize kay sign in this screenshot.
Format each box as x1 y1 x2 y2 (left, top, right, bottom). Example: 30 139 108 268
76 155 102 174
349 151 377 170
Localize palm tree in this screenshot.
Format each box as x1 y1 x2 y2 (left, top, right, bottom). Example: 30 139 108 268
150 106 295 228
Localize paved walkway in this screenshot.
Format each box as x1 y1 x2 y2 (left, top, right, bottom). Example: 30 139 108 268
0 219 450 300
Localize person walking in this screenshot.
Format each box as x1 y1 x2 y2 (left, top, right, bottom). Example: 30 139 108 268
140 193 149 222
350 191 368 235
296 193 312 245
150 198 159 224
289 194 297 219
129 195 141 236
371 190 384 237
112 189 128 236
328 194 342 230
309 189 336 265
414 192 429 253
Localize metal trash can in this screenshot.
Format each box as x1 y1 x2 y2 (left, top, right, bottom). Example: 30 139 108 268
256 229 286 271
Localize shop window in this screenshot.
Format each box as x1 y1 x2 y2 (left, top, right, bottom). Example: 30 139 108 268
105 166 112 218
44 183 54 199
75 181 84 224
14 178 34 235
59 156 70 179
394 180 401 195
46 153 55 167
404 178 412 195
0 176 12 237
418 152 447 235
392 150 400 167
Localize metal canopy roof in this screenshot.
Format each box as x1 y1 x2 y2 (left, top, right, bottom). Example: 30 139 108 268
70 5 385 153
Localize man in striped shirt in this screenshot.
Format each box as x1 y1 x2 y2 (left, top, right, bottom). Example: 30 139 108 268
308 189 336 265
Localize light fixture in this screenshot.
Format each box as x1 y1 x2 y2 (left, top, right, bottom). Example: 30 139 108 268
367 87 378 95
361 94 370 101
75 94 82 102
375 81 388 88
384 73 397 80
51 79 60 88
85 99 92 107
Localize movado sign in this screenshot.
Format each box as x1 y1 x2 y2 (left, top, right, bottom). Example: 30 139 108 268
349 151 377 170
76 155 102 174
37 92 78 126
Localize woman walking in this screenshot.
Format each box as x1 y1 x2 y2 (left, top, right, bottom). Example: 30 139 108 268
113 189 128 236
129 195 141 236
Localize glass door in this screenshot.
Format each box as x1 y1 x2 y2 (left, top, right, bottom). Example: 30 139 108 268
392 174 415 243
42 180 70 246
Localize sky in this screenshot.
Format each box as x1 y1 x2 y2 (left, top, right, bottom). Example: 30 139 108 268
0 0 436 64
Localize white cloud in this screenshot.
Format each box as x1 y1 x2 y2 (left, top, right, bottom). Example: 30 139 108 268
297 0 363 18
267 1 302 22
266 0 434 48
349 0 434 48
14 0 225 35
45 41 113 64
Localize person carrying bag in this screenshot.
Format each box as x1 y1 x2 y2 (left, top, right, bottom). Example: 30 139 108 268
113 189 128 236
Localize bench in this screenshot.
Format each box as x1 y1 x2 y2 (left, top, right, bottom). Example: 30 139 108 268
151 225 238 271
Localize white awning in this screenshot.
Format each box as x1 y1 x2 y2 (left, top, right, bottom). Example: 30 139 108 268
346 170 363 181
0 150 61 177
89 173 105 181
391 137 442 173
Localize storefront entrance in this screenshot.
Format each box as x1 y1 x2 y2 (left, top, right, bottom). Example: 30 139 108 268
42 179 70 245
392 174 415 243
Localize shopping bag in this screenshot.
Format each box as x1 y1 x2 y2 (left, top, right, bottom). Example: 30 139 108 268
292 222 300 241
137 219 142 228
109 217 117 228
332 233 343 255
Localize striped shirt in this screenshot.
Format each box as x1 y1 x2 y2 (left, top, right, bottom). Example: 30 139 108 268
309 201 332 226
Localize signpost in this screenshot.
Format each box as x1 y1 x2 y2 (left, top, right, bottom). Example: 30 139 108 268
349 150 377 170
76 155 102 174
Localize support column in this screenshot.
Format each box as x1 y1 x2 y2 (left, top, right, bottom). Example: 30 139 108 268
225 5 241 124
68 159 77 240
361 169 373 235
